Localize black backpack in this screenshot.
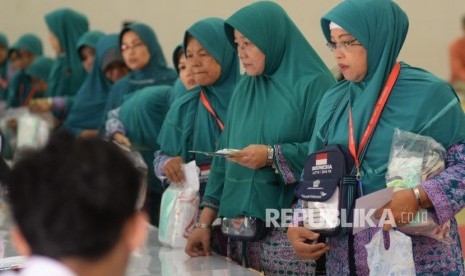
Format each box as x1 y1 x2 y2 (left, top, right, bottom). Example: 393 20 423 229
295 144 358 237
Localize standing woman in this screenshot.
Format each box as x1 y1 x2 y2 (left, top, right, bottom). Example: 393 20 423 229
287 0 465 274
30 8 88 123
155 17 239 193
64 34 128 138
185 2 335 274
101 22 177 130
154 18 239 231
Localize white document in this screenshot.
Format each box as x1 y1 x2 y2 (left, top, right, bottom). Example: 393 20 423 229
353 187 394 235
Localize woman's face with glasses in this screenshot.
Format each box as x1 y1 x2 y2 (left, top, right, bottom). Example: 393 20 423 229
329 28 367 82
121 31 150 71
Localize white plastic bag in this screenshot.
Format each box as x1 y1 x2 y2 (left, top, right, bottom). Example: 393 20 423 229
158 161 200 248
365 230 415 275
16 111 53 150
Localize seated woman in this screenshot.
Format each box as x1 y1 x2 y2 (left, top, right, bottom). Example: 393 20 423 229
30 8 89 123
63 34 128 138
0 33 10 100
26 57 54 99
1 56 53 160
76 30 105 74
170 44 196 103
101 22 177 130
7 34 43 108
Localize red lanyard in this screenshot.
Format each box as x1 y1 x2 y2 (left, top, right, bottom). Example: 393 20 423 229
22 86 40 107
200 90 224 131
348 62 400 176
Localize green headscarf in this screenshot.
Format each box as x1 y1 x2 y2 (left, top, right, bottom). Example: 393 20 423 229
170 44 188 102
26 56 54 82
11 34 43 56
76 30 105 55
7 34 44 107
313 0 465 195
170 78 188 104
0 33 8 50
0 33 8 100
101 23 177 128
44 8 88 106
204 1 335 220
172 44 183 75
119 85 172 193
157 17 239 164
64 34 119 136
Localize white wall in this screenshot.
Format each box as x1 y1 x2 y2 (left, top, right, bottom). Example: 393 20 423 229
0 0 463 80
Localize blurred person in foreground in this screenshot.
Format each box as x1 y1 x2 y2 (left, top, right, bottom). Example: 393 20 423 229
3 131 148 276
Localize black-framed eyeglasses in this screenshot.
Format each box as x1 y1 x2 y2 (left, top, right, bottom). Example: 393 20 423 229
326 39 362 52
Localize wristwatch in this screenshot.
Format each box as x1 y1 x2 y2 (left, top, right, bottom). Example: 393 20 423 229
266 145 274 166
194 222 211 230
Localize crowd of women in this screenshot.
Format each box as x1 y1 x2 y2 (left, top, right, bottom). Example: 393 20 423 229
1 0 465 275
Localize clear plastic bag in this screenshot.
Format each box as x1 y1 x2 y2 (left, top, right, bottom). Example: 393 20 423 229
16 110 54 151
158 161 200 248
386 128 451 243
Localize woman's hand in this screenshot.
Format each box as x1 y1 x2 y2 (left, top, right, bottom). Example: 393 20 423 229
113 132 131 147
374 188 421 231
227 144 267 169
185 227 212 257
163 156 185 183
6 119 17 130
79 130 99 139
29 98 52 113
287 226 330 260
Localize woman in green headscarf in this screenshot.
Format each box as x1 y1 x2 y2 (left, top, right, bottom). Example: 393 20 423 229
185 2 335 274
1 56 53 160
30 8 88 122
154 18 239 228
288 0 465 274
7 34 43 108
76 30 105 74
25 56 54 96
170 44 196 103
100 23 177 133
64 34 128 138
155 18 239 183
0 33 9 100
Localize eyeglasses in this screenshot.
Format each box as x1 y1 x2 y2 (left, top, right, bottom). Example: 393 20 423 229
121 41 145 52
326 39 362 52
